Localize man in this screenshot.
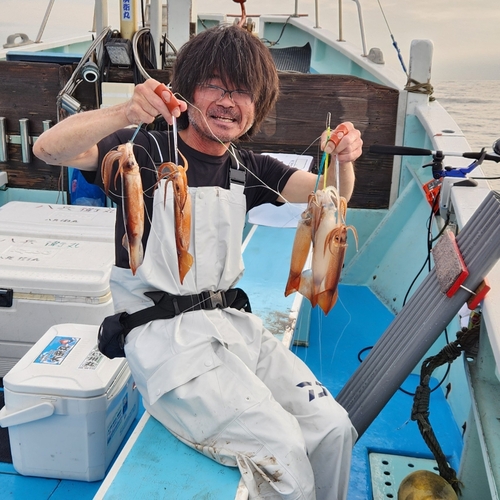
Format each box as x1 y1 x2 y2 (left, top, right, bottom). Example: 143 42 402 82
35 24 362 500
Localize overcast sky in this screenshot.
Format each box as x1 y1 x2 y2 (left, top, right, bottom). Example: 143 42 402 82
1 0 499 81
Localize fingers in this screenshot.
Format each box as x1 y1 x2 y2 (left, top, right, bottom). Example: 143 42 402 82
153 82 186 119
126 79 187 126
321 122 363 163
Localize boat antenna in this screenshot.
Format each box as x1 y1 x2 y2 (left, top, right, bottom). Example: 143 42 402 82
376 0 408 76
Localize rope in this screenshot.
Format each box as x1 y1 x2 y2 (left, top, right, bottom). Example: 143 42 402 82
410 323 480 495
405 78 435 101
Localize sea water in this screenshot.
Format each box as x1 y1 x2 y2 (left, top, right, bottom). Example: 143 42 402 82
434 80 500 190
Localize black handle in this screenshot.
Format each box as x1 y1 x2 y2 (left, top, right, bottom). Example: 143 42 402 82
369 144 432 156
370 144 500 163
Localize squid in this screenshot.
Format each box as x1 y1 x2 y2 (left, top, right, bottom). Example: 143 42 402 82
156 151 193 284
285 186 358 315
102 142 144 275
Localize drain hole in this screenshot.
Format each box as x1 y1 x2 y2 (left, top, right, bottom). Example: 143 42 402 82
385 481 391 486
407 463 415 468
383 470 391 476
382 460 389 465
387 495 394 499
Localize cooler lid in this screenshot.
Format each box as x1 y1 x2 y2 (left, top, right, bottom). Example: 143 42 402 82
0 233 113 297
3 324 127 398
0 202 115 242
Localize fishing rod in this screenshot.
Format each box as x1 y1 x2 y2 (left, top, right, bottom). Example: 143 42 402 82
369 143 500 180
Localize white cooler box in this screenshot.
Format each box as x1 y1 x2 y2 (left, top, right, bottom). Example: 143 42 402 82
0 232 115 376
0 323 139 481
0 201 116 242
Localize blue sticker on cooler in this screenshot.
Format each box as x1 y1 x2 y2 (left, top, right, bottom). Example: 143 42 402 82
34 336 80 365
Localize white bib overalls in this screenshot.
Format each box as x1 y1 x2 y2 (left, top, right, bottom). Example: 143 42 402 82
111 179 357 500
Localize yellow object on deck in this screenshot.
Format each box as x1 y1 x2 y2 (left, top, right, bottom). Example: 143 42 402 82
398 470 458 500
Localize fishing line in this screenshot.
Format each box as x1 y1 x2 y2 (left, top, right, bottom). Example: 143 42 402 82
102 139 180 267
329 295 352 367
178 92 338 212
315 148 328 192
178 93 296 204
107 93 345 309
375 0 408 75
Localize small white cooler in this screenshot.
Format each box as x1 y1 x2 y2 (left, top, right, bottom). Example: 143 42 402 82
0 323 139 481
0 229 115 376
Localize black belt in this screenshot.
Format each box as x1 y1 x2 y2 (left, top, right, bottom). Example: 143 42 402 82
122 288 252 331
98 288 252 359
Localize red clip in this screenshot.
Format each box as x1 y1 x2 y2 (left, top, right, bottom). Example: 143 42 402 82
154 83 180 114
327 124 350 149
467 278 491 310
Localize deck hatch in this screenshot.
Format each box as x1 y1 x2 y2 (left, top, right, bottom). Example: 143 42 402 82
369 452 440 499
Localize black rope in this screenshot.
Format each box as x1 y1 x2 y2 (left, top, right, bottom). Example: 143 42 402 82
410 324 480 495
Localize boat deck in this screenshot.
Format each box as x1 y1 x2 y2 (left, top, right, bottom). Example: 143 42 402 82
0 225 463 499
292 284 463 499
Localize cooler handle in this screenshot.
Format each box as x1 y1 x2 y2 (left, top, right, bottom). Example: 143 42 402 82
0 401 55 427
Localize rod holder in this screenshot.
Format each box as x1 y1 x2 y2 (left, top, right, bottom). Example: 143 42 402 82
19 118 32 164
0 118 7 162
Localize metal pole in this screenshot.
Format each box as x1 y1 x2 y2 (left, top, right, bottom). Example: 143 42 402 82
352 0 368 56
94 0 109 36
19 119 31 164
121 0 139 40
0 118 8 163
293 0 299 17
338 0 344 41
35 0 57 43
314 0 320 28
150 0 163 69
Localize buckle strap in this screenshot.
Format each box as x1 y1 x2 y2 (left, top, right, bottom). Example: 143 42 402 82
201 290 227 309
121 288 251 332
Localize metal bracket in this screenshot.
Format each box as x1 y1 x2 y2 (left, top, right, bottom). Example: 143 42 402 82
0 117 52 163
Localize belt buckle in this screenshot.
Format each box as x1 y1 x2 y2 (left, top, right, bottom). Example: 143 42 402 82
209 290 226 309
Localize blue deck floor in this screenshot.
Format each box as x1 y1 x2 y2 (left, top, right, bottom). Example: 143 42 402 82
291 284 463 499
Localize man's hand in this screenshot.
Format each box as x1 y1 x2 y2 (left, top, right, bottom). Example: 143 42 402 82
320 122 363 165
124 79 187 126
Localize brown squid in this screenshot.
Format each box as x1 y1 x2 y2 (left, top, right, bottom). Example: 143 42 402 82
285 186 358 315
156 151 193 284
101 141 144 275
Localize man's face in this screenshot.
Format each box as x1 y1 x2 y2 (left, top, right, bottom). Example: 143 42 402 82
187 78 255 145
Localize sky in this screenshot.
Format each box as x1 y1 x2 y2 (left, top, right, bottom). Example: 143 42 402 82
1 0 499 81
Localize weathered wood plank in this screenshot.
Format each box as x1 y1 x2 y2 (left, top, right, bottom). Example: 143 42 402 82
0 61 70 133
0 61 72 191
248 74 399 209
0 63 398 208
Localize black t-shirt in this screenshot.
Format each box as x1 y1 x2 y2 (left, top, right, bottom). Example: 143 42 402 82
85 128 298 269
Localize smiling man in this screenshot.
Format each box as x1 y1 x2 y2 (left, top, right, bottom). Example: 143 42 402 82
34 24 362 500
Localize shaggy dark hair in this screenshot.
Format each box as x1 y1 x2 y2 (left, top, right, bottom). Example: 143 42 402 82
171 24 279 141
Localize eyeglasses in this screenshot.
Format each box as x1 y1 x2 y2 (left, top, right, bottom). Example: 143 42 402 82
197 83 254 106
